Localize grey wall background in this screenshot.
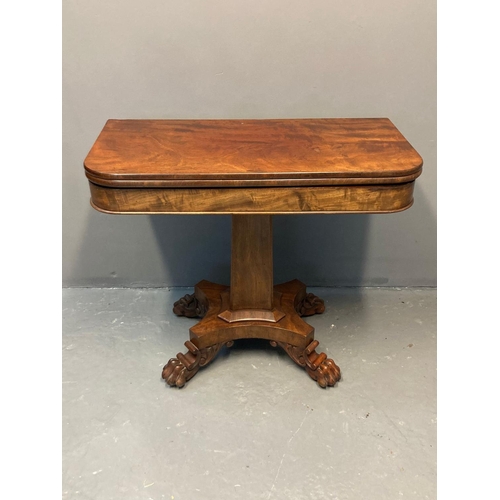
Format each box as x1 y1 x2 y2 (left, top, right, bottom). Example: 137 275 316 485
63 0 436 288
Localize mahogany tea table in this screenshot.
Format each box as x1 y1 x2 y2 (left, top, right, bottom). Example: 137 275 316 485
84 118 422 388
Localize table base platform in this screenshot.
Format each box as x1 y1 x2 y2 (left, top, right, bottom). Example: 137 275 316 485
162 279 341 388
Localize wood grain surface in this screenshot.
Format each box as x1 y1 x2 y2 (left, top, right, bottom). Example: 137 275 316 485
84 118 422 187
163 279 341 388
230 215 274 310
89 181 415 214
188 280 315 349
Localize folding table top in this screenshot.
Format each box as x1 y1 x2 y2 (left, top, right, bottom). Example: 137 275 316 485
84 118 422 188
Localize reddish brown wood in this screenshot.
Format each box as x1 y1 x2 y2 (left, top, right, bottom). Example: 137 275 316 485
187 280 314 349
164 279 338 388
85 170 421 188
230 215 274 311
84 118 422 186
218 290 285 323
173 293 208 318
296 293 326 317
270 340 341 388
88 182 416 214
84 118 423 389
162 340 234 388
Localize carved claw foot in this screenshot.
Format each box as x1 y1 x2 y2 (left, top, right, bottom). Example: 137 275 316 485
162 340 234 388
296 293 325 317
271 339 340 388
173 293 208 318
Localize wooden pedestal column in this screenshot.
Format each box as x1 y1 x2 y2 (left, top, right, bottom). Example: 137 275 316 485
230 215 273 311
218 215 285 323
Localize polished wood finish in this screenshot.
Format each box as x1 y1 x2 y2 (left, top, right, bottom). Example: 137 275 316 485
219 215 283 323
166 279 339 387
187 280 314 349
86 170 421 188
230 215 273 310
270 340 341 388
162 340 234 388
86 118 421 215
173 293 207 318
296 292 326 317
84 118 422 186
84 118 423 388
218 291 285 323
89 182 415 214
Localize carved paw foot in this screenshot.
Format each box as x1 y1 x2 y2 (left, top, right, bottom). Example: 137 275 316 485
162 340 233 388
306 355 341 388
296 293 325 317
173 293 208 318
271 339 340 388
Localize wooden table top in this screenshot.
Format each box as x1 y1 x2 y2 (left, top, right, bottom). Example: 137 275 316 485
84 118 422 188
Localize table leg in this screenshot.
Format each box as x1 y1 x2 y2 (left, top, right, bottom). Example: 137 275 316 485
163 215 341 388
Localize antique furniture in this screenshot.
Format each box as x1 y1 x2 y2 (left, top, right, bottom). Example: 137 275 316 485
84 118 422 388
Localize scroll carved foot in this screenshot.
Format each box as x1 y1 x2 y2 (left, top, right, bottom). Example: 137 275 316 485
271 339 340 388
162 340 234 388
296 293 325 317
173 293 208 318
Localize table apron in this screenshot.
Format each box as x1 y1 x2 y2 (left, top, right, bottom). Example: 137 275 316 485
88 181 415 214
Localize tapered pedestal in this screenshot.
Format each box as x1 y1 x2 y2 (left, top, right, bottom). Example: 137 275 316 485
162 215 341 388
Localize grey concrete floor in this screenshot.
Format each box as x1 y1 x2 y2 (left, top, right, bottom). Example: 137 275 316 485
63 287 436 500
